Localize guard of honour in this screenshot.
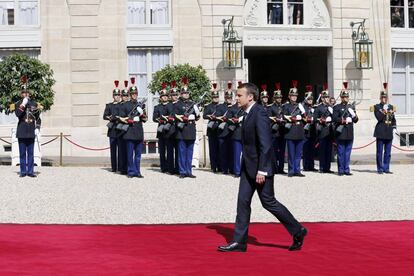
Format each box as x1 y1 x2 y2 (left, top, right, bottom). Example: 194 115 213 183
102 78 398 179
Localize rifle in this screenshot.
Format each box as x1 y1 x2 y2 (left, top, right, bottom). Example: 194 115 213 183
116 98 148 132
335 101 356 134
284 103 304 129
269 104 284 132
176 91 208 130
227 108 244 132
303 104 315 132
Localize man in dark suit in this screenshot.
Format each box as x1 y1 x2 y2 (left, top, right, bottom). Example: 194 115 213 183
218 83 307 252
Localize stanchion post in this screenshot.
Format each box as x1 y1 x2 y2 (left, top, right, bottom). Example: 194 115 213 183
59 132 63 166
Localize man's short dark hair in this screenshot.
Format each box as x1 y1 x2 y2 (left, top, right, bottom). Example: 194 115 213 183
238 82 258 101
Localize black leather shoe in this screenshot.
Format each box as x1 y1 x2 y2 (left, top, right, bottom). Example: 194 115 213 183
384 171 393 174
288 173 294 177
377 171 383 174
188 174 196 178
325 170 335 174
345 172 353 176
127 175 134 178
338 173 344 176
136 175 144 178
19 174 26 178
295 173 305 177
218 242 247 252
278 171 287 175
179 174 186 178
27 174 37 178
289 227 308 251
233 174 240 178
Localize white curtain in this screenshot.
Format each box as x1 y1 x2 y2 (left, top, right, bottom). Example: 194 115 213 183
19 1 38 25
151 50 170 72
0 1 14 25
150 1 168 24
128 1 146 25
128 50 148 97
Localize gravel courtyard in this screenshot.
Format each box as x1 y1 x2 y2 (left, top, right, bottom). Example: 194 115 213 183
1 165 413 225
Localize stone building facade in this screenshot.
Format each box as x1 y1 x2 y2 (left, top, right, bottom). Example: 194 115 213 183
0 0 413 159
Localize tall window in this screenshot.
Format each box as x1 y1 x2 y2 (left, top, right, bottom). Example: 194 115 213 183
390 0 414 28
128 49 170 119
392 52 414 115
0 0 38 26
267 0 303 25
128 0 169 26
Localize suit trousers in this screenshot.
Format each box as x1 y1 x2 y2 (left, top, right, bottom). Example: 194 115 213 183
166 138 178 174
272 136 286 173
337 139 353 174
219 136 233 174
376 138 392 173
109 137 118 172
18 138 35 176
318 136 332 172
117 137 127 174
233 170 302 244
158 137 167 172
232 140 242 176
303 137 316 170
208 135 220 171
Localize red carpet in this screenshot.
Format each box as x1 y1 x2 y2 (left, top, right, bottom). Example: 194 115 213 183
1 221 413 275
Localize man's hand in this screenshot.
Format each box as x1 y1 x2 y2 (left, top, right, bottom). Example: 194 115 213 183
22 97 28 106
256 174 265 185
34 129 40 136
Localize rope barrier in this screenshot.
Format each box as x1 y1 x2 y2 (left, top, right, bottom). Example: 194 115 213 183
352 140 376 150
41 136 59 146
63 136 110 151
0 137 11 145
392 145 414 152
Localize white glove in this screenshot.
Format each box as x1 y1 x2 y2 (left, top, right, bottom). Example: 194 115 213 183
188 114 195 121
133 116 140 122
34 129 39 136
136 106 144 115
348 108 356 118
393 128 398 135
328 107 333 114
383 104 389 111
296 115 302 121
326 116 332 122
238 116 244 122
298 103 305 114
193 105 200 116
346 117 352 123
311 108 314 113
22 98 28 106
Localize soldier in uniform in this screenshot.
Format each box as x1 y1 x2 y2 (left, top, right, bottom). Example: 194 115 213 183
302 85 317 172
174 78 201 178
116 81 130 175
313 84 335 173
373 83 397 174
103 80 121 172
203 82 221 173
216 81 234 175
120 78 147 178
269 82 286 174
165 81 180 175
260 84 271 113
227 96 245 178
283 80 306 177
333 82 359 176
153 82 170 173
15 77 41 178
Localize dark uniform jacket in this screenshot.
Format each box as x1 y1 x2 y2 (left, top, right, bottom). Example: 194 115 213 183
153 102 170 139
121 100 145 141
103 102 121 138
203 102 219 137
269 103 285 138
15 99 41 139
313 103 333 139
374 103 396 140
282 102 305 140
216 103 232 138
164 101 177 139
333 102 359 140
173 99 199 140
227 104 245 141
303 102 316 139
241 103 276 179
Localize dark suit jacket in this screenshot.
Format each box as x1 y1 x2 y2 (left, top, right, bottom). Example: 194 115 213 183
241 103 276 179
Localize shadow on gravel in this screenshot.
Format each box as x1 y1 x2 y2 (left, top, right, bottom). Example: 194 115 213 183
352 169 380 174
206 224 289 249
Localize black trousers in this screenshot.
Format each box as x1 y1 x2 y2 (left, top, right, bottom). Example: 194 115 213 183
233 170 302 244
117 137 127 174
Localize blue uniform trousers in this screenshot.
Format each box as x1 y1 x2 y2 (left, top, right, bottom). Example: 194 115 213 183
376 138 392 173
177 139 195 176
166 138 178 174
337 139 353 174
109 137 118 172
218 136 233 174
158 137 167 172
318 137 332 172
232 139 242 176
287 139 304 175
303 137 316 170
208 135 220 171
18 138 35 176
126 140 143 177
117 138 127 174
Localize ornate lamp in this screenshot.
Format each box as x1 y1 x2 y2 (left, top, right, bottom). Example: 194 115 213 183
221 16 243 69
350 19 373 70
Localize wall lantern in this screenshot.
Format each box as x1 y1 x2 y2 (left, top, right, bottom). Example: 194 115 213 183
350 19 373 70
221 16 243 69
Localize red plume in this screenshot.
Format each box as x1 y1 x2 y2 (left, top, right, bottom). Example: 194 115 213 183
343 81 348 90
323 83 328 90
383 83 388 90
261 84 267 91
130 77 136 85
291 80 298 88
171 80 177 88
124 80 129 88
227 81 232 90
238 81 243 87
212 82 217 90
306 85 312 92
182 77 189 85
161 82 167 89
275 82 281 90
21 75 28 84
114 80 119 88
